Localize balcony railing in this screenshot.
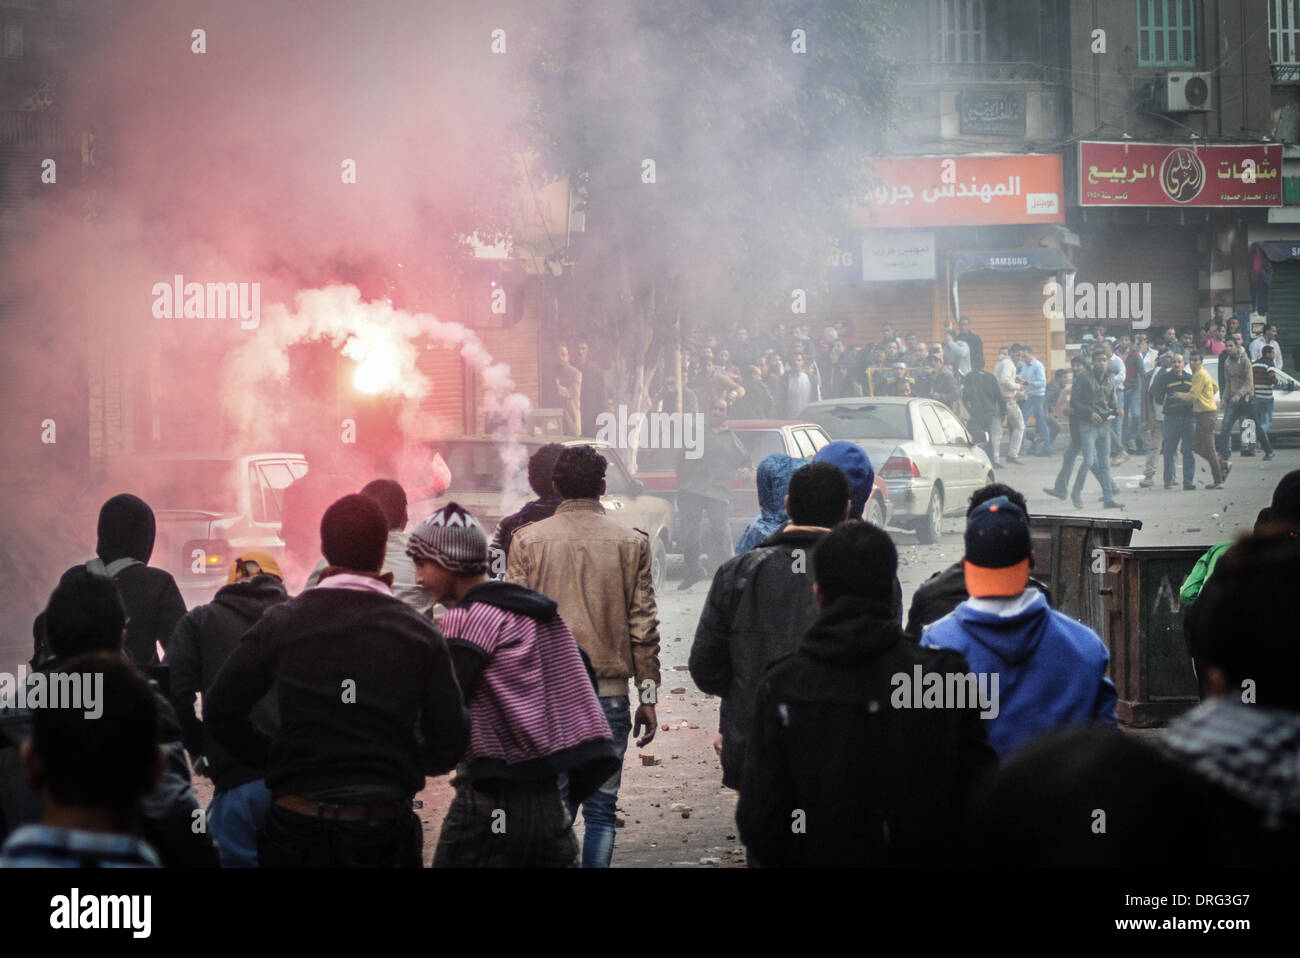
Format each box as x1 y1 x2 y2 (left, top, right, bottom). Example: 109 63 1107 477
1273 62 1300 84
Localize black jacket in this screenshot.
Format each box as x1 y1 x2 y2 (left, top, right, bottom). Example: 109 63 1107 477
963 370 1003 422
736 596 998 866
491 496 561 567
204 585 470 798
905 562 1054 638
167 575 289 791
689 527 826 789
33 494 186 669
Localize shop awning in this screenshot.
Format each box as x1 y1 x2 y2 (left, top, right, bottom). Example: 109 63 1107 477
950 248 1075 277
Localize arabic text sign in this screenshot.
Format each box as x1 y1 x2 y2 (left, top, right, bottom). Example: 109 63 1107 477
1078 142 1283 207
861 231 936 282
857 155 1064 227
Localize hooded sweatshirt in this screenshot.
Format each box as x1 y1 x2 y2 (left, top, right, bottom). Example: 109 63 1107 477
32 494 186 669
921 590 1117 756
735 454 806 554
812 441 875 519
166 574 289 791
439 580 619 803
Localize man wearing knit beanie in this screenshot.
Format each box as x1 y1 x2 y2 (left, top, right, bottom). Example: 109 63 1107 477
205 494 469 867
407 502 618 867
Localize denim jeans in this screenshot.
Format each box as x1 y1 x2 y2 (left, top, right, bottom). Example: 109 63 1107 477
1022 394 1052 453
1161 416 1196 487
1256 397 1275 449
1110 388 1126 451
1217 399 1255 458
1051 420 1116 497
1123 387 1143 448
564 695 631 868
209 779 272 868
677 491 732 575
1073 423 1116 502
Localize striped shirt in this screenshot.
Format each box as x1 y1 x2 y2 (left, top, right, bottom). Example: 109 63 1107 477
1252 360 1277 400
440 583 612 774
0 825 161 868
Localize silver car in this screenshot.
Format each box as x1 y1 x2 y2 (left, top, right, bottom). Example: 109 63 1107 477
799 397 995 543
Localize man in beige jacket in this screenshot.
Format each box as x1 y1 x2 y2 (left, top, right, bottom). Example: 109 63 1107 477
507 444 661 867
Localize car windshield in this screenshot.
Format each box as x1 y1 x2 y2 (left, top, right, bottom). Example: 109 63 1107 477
802 404 912 441
431 442 525 494
101 460 239 513
735 430 786 462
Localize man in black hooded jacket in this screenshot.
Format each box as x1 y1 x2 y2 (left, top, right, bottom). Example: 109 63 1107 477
168 552 289 866
33 493 186 670
737 521 997 866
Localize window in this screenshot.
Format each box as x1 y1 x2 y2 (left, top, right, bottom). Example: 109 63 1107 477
600 448 633 497
805 427 832 453
919 406 947 447
1271 0 1300 80
735 430 786 463
936 407 971 445
804 403 913 441
791 429 818 459
3 24 21 59
934 0 985 63
1137 0 1195 68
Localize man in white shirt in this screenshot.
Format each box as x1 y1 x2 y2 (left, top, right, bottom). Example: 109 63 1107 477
993 345 1026 465
1249 324 1283 371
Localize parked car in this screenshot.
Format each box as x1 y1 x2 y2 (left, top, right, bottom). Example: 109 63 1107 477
1203 355 1300 445
799 398 995 544
634 419 891 541
82 453 309 609
408 437 675 593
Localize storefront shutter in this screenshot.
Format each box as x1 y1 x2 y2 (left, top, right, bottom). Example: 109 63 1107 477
953 274 1055 374
1266 259 1300 370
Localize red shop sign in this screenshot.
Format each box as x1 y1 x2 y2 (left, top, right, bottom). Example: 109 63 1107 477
1078 141 1282 207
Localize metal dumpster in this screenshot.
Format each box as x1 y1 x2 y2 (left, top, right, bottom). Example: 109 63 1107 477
1099 545 1207 727
1028 515 1143 634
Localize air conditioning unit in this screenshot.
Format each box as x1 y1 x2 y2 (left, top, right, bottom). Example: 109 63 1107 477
1162 73 1212 113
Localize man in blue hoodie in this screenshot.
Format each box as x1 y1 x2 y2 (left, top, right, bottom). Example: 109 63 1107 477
735 454 807 554
921 496 1117 756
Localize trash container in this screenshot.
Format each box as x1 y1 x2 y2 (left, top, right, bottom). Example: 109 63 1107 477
1028 515 1143 634
1098 545 1207 727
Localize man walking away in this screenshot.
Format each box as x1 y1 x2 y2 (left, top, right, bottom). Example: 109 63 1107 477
33 494 186 670
922 497 1117 756
734 454 806 555
1044 355 1115 503
690 462 850 791
408 504 619 868
1250 345 1279 461
491 443 565 568
5 570 218 867
361 479 435 618
905 483 1052 637
205 494 470 868
507 445 661 868
963 366 1004 467
1188 352 1226 489
1018 344 1051 456
677 398 751 590
992 345 1026 464
0 654 164 868
1215 337 1255 467
167 551 289 867
736 521 997 866
1150 352 1196 490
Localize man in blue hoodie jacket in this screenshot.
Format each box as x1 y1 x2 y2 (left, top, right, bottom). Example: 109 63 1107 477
921 496 1117 756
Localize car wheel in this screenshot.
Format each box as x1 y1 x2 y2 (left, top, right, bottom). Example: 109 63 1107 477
866 496 886 530
916 485 943 544
652 534 668 594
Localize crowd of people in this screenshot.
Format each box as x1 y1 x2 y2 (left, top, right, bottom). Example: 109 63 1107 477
2 431 1297 868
